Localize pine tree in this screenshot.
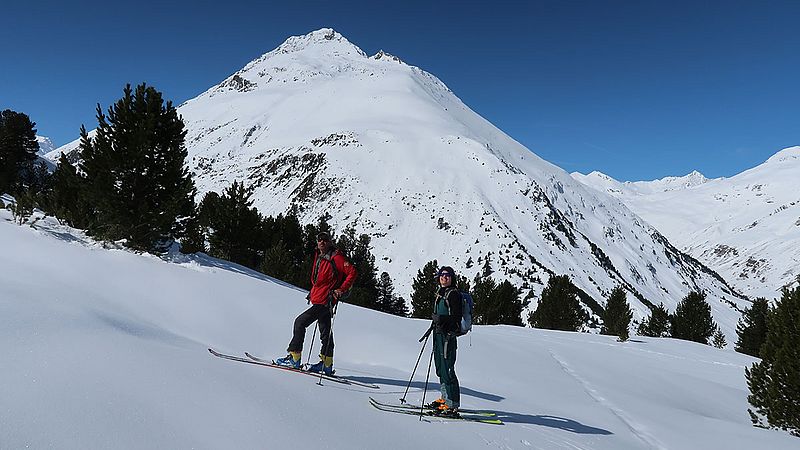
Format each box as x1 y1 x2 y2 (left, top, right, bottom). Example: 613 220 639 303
735 297 770 358
711 326 727 349
410 260 439 319
336 228 378 310
529 274 586 331
376 271 395 314
78 83 196 251
46 154 91 228
471 272 497 325
0 109 39 194
205 181 263 268
671 290 716 344
745 285 800 436
375 271 408 316
492 280 524 326
260 240 295 282
637 302 671 337
390 295 410 317
9 189 36 225
481 252 494 278
601 286 633 341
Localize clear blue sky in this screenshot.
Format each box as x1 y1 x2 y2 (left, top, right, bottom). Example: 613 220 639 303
2 0 798 181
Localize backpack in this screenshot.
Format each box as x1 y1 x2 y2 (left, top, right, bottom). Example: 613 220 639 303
444 288 473 336
458 291 474 336
315 249 351 302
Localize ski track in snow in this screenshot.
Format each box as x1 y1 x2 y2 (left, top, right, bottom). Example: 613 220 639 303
548 350 665 450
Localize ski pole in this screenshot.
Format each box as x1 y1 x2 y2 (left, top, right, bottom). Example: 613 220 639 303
400 324 434 404
419 342 435 421
307 323 318 367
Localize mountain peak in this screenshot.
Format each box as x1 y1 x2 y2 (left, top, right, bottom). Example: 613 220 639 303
765 145 800 164
273 28 366 58
682 170 708 186
372 50 404 64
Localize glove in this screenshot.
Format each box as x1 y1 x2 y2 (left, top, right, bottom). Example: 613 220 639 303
431 313 441 324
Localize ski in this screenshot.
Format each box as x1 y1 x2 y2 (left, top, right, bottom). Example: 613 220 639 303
368 398 503 425
243 351 380 389
208 348 379 389
368 397 496 417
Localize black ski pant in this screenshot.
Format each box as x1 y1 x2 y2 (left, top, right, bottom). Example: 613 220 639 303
287 303 334 358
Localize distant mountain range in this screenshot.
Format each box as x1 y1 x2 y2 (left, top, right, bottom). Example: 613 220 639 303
573 146 800 300
47 28 750 339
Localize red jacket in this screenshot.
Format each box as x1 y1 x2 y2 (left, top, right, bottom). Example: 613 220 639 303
309 248 358 305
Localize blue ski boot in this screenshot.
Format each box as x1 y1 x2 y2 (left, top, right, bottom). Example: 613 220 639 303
308 356 334 375
274 352 301 369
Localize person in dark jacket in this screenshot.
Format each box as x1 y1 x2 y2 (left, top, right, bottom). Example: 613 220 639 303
427 265 462 415
275 232 357 374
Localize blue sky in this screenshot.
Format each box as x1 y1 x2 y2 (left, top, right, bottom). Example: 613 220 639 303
1 0 798 181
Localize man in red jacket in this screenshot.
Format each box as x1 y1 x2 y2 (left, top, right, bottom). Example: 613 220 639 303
275 231 357 375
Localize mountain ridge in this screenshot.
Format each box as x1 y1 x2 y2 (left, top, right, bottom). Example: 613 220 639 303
46 28 750 340
573 145 800 299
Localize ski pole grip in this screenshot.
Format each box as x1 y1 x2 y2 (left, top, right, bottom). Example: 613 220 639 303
418 324 434 342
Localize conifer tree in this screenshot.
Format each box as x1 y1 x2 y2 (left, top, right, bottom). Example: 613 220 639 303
670 290 716 344
0 109 39 193
48 154 90 228
335 228 378 310
735 297 770 358
78 83 196 251
377 272 409 316
410 260 439 319
492 280 524 326
601 286 633 341
9 189 36 225
391 296 410 317
178 212 206 255
205 181 263 268
480 252 494 278
745 285 800 436
471 272 498 325
529 274 586 331
637 302 671 337
376 271 395 314
260 240 295 283
711 326 727 349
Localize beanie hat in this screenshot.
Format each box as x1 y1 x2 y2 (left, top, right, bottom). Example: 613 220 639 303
435 266 456 279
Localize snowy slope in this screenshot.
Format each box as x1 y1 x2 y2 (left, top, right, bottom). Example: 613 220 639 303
47 28 749 340
1 209 797 449
573 146 800 299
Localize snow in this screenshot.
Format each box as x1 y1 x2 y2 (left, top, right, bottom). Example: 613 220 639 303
573 146 800 300
46 29 753 344
1 210 796 449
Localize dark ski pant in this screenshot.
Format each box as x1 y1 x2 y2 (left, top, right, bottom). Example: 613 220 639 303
433 331 459 408
287 304 334 358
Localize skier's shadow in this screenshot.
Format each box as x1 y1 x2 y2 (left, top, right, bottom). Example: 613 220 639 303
340 376 611 435
488 411 612 434
341 377 503 402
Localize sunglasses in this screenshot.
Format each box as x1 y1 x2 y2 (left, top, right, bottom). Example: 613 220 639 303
439 273 452 278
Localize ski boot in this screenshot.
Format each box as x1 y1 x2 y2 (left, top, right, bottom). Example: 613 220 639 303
274 352 301 369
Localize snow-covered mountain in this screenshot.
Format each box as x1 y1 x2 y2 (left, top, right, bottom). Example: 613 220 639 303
2 210 797 449
36 135 55 156
573 146 800 300
47 28 749 339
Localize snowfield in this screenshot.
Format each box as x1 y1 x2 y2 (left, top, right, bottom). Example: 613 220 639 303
573 146 800 300
1 210 795 449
